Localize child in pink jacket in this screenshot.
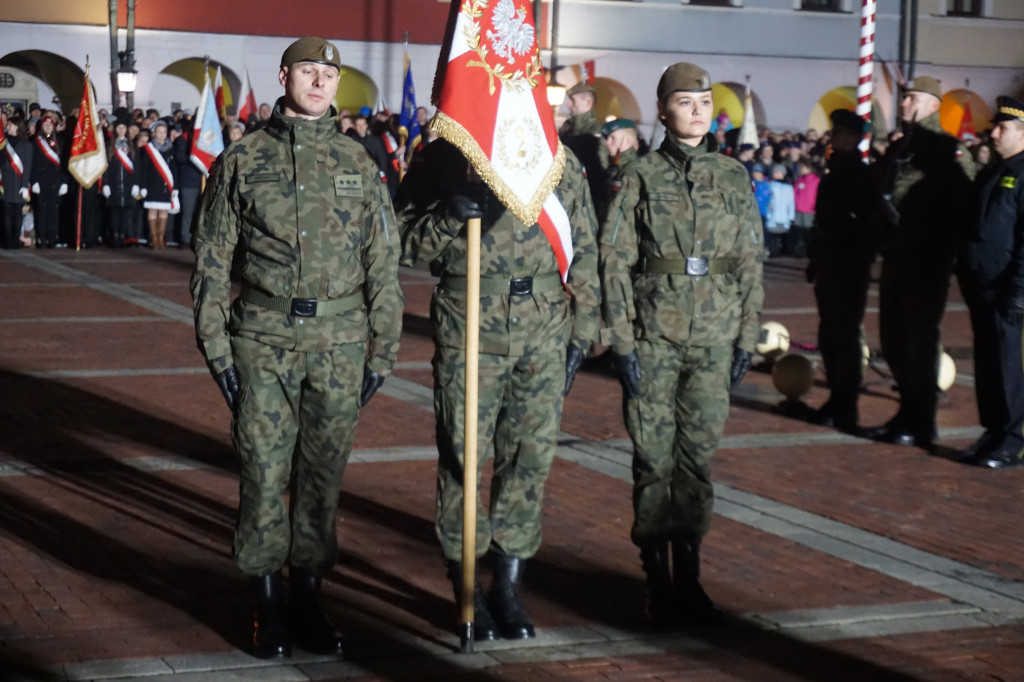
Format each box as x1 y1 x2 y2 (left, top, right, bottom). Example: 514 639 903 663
790 160 820 258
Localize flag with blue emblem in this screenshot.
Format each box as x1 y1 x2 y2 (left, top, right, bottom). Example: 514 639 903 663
399 54 421 165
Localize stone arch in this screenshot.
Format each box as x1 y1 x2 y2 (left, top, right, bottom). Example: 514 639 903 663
939 88 991 138
591 76 641 124
0 50 84 114
710 82 766 132
334 65 378 114
151 58 240 114
807 86 887 137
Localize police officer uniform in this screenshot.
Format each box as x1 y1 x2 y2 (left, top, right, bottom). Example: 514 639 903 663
397 138 600 641
191 37 404 659
957 96 1024 468
599 63 764 627
868 76 975 448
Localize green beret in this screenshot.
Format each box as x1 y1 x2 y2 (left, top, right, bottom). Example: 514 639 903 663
567 81 596 98
657 62 712 102
281 37 341 70
904 75 942 101
600 118 636 138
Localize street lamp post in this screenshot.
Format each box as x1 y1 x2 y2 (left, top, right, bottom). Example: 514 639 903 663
117 49 137 109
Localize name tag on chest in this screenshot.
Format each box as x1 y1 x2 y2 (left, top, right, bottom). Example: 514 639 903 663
334 174 363 198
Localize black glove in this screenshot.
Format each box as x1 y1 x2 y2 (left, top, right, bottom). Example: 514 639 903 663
730 347 753 389
805 262 816 284
563 345 585 397
214 365 241 411
614 350 641 400
449 181 489 222
359 367 385 407
1000 294 1024 325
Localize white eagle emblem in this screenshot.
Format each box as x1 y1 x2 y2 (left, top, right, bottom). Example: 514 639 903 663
488 0 535 65
325 45 334 61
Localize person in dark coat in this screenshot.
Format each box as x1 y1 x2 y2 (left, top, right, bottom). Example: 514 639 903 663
957 97 1024 469
1 112 33 249
101 118 139 248
30 113 67 248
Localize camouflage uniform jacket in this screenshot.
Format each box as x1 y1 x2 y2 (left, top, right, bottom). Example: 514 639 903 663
190 99 404 375
559 110 600 139
879 112 976 262
397 139 600 356
599 133 764 355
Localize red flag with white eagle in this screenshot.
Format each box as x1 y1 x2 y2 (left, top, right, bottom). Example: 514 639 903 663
431 0 572 281
68 71 108 188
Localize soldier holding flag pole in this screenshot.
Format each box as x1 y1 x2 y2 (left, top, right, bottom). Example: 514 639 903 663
397 0 600 650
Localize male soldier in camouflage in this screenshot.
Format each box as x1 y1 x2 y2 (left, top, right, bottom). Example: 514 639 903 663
864 76 975 449
599 63 763 628
190 37 403 659
597 118 641 222
397 139 600 640
560 81 607 220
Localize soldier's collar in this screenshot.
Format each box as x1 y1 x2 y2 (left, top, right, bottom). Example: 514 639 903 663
660 133 709 164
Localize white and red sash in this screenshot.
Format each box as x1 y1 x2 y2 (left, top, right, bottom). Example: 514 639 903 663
35 136 60 166
4 142 24 177
144 143 174 193
145 143 178 210
114 146 134 173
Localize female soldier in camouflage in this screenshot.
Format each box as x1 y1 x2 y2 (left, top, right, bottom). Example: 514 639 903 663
599 63 764 628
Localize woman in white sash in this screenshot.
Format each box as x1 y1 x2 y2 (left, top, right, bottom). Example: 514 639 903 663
137 119 178 249
1 112 33 249
101 117 139 248
29 113 66 249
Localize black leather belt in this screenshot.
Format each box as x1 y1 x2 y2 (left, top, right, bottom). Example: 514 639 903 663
440 272 563 296
638 256 731 276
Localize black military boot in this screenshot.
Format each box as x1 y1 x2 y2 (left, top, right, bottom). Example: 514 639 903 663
248 571 292 659
289 567 346 656
671 537 721 625
487 556 535 639
639 541 674 629
445 559 500 641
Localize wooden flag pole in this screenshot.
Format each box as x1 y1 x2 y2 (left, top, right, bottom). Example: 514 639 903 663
459 216 481 654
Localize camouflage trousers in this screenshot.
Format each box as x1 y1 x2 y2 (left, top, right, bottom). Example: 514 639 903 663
230 336 364 576
625 340 732 544
433 346 564 561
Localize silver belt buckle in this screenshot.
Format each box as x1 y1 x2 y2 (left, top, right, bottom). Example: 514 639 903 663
685 257 709 276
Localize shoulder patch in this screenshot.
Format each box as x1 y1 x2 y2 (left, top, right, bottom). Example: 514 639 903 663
610 179 623 194
379 171 388 184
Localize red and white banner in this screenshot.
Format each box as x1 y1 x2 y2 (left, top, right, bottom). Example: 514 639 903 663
5 142 24 177
35 135 61 166
238 69 257 124
214 65 227 123
431 0 572 281
69 73 109 188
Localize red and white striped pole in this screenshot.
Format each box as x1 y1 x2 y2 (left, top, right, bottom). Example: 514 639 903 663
857 0 877 163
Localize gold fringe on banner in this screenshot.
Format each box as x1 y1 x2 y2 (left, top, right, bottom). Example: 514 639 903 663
430 110 566 227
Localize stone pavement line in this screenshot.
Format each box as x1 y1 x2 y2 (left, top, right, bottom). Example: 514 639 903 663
4 251 1016 680
2 250 195 325
0 316 170 323
558 439 1024 620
